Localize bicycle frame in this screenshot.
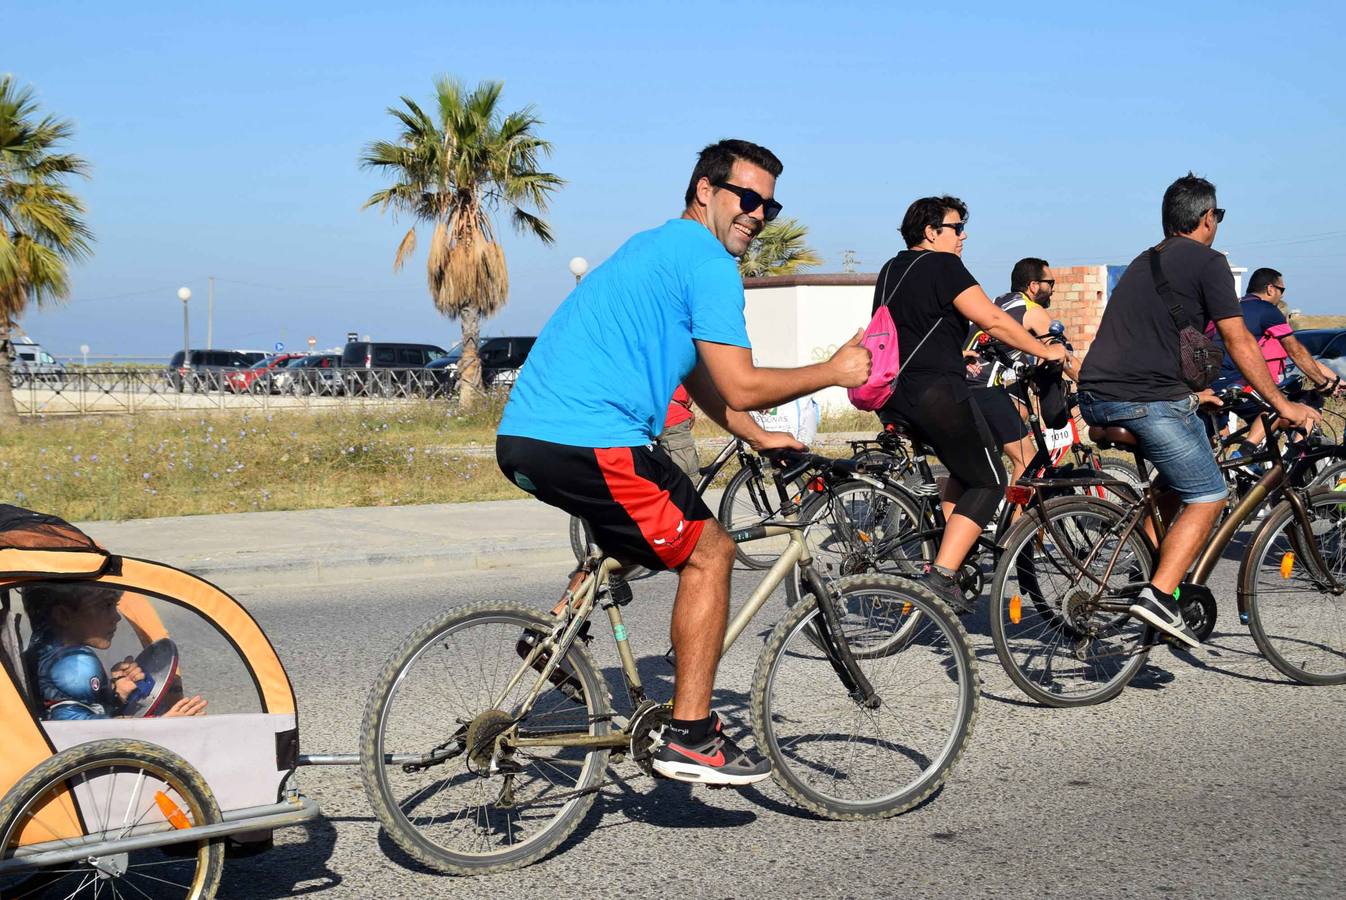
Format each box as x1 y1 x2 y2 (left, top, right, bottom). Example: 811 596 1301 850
506 485 879 754
1018 413 1344 621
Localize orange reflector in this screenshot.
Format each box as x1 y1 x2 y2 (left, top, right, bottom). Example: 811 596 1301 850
858 530 872 543
1009 595 1023 624
901 601 913 616
1280 552 1295 579
155 791 191 830
1005 485 1035 506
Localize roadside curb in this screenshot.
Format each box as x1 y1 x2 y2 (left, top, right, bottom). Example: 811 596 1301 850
172 541 577 592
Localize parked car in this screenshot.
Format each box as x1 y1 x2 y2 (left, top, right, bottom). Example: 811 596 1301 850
165 349 255 392
1291 328 1346 380
226 353 307 393
6 336 65 385
421 354 458 397
438 336 536 392
339 341 448 396
272 353 341 395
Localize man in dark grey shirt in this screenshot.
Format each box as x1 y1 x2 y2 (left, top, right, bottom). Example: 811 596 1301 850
1079 173 1319 646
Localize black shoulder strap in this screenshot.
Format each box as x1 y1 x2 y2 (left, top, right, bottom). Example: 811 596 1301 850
1149 243 1195 330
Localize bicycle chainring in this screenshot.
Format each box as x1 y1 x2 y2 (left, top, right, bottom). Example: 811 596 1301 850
1177 582 1218 643
628 700 673 778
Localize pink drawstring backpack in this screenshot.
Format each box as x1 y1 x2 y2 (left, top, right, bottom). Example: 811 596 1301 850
848 253 937 411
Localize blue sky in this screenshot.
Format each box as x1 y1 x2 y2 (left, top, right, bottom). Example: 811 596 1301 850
8 0 1345 359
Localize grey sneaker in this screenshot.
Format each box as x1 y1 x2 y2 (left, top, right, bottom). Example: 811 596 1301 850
652 715 771 786
1129 585 1200 648
919 565 975 616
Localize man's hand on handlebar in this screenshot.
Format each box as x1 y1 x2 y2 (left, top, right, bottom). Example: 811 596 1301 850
1038 341 1067 364
749 429 806 453
1275 399 1323 432
1196 388 1223 409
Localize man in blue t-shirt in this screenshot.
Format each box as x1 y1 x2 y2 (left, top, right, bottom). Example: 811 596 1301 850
498 139 871 786
1210 267 1341 446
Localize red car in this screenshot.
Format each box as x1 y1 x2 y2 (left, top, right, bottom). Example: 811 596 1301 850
227 353 307 393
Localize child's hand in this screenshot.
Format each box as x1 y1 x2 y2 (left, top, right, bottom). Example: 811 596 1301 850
163 695 208 717
110 657 145 702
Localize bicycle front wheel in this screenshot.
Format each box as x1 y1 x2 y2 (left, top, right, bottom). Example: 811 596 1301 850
752 576 978 819
1243 487 1346 684
785 479 935 615
719 462 793 569
359 601 612 875
989 495 1154 707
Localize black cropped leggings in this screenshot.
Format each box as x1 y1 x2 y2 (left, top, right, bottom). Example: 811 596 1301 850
882 375 1007 527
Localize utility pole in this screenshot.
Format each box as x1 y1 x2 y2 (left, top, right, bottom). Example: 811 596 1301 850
207 276 215 349
841 250 859 274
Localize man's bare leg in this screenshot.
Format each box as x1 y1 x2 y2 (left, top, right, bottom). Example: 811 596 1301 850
1150 499 1224 594
669 519 736 721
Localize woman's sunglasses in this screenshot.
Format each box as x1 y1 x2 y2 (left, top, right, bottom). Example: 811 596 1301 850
711 180 783 222
935 221 966 236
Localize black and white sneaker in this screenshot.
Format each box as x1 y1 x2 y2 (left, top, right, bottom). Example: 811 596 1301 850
919 565 975 616
652 715 771 786
1128 585 1200 648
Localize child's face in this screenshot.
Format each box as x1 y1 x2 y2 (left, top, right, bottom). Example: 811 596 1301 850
53 590 122 650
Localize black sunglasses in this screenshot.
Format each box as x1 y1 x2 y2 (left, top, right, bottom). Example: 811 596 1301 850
1272 283 1287 294
711 180 783 222
1210 207 1226 223
1034 278 1056 288
935 221 966 236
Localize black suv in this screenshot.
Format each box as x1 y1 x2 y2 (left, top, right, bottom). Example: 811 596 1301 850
339 341 449 396
166 349 257 392
441 336 536 390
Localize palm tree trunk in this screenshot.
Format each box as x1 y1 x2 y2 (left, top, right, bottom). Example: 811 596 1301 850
456 305 483 411
0 320 19 426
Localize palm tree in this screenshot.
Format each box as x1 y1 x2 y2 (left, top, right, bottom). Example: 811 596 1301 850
0 76 92 425
361 78 562 408
738 218 823 279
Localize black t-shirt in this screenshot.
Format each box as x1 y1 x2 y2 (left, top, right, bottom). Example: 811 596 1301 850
872 250 979 391
1079 236 1241 402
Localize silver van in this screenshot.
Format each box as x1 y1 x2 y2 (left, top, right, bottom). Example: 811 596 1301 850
6 336 66 385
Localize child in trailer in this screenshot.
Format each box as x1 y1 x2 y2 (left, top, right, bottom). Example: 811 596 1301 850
21 582 207 720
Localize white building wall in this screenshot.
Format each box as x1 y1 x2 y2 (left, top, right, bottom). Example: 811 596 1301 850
744 279 876 412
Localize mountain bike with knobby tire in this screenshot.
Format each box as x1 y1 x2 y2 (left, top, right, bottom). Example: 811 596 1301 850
360 450 978 876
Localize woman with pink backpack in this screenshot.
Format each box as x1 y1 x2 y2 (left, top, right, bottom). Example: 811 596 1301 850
860 196 1064 614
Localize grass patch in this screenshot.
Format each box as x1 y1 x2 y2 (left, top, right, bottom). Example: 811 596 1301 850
1 400 518 522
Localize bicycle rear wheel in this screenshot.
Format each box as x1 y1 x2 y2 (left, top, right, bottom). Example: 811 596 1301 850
359 601 611 875
1243 487 1346 684
989 495 1154 707
752 576 978 819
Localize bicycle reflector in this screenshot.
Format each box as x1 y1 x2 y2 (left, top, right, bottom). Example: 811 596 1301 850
155 791 192 829
976 332 990 345
1281 551 1295 579
1005 485 1035 506
1009 594 1023 624
808 476 826 493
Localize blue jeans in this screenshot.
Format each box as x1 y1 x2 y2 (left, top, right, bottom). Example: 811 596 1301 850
1078 392 1228 504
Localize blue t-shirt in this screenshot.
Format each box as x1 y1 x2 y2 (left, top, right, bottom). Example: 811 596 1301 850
499 219 750 446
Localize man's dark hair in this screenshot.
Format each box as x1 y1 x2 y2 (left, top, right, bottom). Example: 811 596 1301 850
1247 267 1283 296
1161 172 1218 237
1010 257 1050 293
683 139 783 207
900 196 968 248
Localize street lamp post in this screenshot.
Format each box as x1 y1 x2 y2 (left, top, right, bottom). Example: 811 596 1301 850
568 256 589 285
177 287 192 366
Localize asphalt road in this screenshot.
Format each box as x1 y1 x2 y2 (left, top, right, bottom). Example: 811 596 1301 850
205 548 1345 900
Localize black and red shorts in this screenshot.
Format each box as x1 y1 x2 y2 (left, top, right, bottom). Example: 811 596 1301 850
496 435 711 570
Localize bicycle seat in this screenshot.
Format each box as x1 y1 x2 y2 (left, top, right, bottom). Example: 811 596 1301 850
1087 425 1139 449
